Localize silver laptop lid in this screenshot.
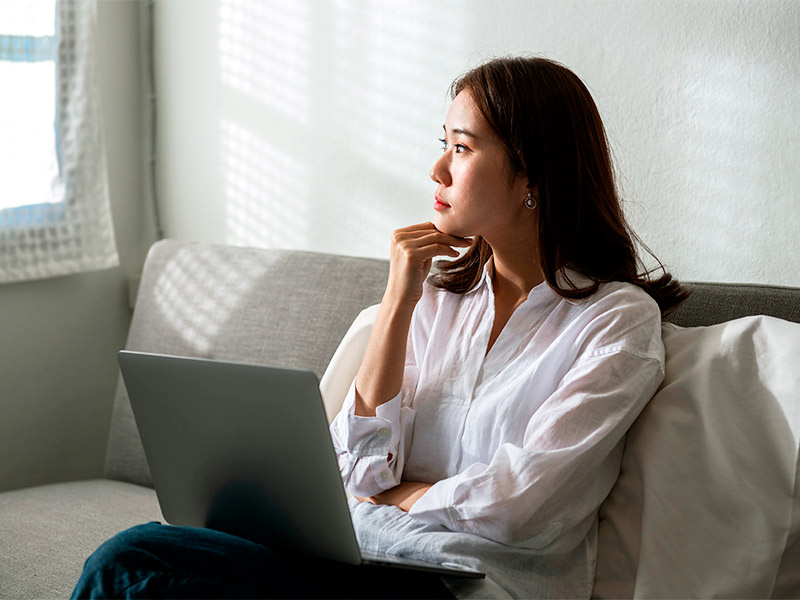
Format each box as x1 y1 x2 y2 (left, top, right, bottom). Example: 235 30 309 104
118 350 361 566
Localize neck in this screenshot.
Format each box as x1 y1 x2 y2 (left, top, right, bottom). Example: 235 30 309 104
483 244 545 357
492 255 544 300
483 216 543 302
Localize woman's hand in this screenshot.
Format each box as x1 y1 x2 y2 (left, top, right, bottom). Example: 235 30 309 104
355 481 432 512
384 222 472 309
353 223 470 417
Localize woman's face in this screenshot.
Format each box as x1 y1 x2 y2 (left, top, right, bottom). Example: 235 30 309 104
430 90 531 244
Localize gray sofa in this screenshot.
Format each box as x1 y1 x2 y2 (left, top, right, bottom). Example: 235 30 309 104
2 239 799 599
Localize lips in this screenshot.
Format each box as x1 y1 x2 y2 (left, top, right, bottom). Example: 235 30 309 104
434 194 451 210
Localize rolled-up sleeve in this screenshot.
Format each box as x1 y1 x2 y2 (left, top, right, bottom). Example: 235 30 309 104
330 367 418 498
408 347 664 551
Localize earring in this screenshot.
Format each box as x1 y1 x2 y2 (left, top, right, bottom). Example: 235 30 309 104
524 191 537 210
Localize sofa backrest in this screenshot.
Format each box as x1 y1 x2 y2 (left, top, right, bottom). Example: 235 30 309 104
668 281 800 326
104 240 800 487
103 240 389 487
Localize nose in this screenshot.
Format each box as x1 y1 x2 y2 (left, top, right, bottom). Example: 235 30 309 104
429 151 451 186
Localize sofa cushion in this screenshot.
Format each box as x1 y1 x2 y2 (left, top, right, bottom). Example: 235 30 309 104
0 479 162 599
594 316 800 598
103 241 388 487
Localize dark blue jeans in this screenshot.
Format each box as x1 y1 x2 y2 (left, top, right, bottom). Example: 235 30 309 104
71 522 455 599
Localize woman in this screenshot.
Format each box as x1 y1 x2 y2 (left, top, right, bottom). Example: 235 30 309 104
72 56 686 599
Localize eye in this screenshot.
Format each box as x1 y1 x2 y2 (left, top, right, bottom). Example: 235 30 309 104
439 139 468 154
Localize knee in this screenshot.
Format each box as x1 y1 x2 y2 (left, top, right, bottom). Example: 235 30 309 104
85 522 165 571
72 522 166 599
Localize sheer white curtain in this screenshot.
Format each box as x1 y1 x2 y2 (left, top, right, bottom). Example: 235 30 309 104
0 0 118 284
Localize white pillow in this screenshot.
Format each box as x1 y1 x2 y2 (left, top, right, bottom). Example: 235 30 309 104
319 304 379 423
594 316 800 598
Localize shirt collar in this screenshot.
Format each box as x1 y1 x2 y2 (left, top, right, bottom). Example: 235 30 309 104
554 268 597 305
460 257 493 296
469 258 594 306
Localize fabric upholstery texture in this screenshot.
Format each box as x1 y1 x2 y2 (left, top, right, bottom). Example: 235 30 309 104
668 281 800 327
103 240 389 487
0 480 161 599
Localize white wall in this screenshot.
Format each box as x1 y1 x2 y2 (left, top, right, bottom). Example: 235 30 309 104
153 0 800 286
0 1 144 492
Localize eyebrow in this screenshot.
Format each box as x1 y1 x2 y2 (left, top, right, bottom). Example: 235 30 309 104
442 125 478 138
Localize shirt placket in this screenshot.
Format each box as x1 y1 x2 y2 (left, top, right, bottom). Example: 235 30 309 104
451 288 495 474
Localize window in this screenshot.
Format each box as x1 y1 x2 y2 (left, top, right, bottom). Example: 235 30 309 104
0 0 118 284
0 1 59 212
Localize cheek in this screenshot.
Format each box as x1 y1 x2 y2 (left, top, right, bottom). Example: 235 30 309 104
454 164 492 201
452 161 519 215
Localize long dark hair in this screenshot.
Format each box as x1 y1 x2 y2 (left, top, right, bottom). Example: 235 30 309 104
429 56 689 315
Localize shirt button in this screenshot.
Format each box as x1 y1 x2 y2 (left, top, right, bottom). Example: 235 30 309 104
380 471 390 481
378 426 390 436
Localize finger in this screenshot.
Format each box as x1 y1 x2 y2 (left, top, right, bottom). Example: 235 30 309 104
392 222 439 235
394 223 473 246
393 222 470 241
393 241 461 263
393 230 473 252
427 222 474 245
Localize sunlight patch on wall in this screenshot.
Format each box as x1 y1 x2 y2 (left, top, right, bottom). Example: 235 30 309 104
331 1 467 184
219 0 311 124
221 119 309 249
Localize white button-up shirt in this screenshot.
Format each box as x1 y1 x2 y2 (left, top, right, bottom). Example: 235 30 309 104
330 266 664 598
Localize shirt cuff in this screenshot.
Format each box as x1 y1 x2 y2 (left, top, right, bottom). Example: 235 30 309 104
340 392 402 457
407 474 460 532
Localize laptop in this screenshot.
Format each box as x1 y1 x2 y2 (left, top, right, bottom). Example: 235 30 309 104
117 350 484 579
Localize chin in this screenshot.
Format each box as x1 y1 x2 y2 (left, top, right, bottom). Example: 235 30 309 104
433 215 472 239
